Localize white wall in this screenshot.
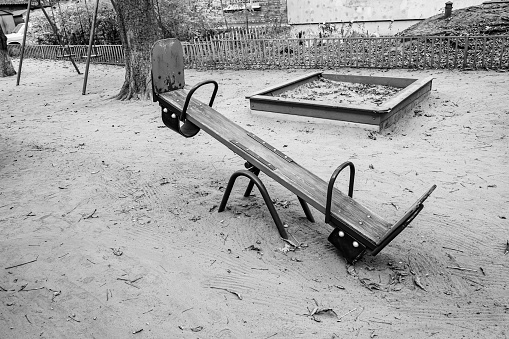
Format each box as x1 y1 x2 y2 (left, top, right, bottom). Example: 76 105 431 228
287 0 481 24
290 20 423 37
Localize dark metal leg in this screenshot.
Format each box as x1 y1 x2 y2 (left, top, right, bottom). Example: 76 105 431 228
218 169 288 239
243 165 260 197
297 196 315 222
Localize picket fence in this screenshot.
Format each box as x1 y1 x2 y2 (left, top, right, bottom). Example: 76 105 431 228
8 35 509 70
8 44 125 65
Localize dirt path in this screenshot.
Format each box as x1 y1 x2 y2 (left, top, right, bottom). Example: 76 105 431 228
1 60 508 338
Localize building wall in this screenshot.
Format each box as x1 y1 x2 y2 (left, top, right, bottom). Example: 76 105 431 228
0 14 15 33
212 0 288 27
287 0 482 24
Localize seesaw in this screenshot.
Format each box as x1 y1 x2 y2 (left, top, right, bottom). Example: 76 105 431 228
151 38 436 263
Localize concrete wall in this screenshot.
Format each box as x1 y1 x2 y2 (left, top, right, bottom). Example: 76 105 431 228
287 0 481 24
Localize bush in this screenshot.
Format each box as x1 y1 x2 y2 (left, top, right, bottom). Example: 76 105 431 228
28 0 120 45
28 0 284 46
156 0 221 41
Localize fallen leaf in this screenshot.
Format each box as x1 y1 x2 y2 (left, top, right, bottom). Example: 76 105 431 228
190 326 203 332
413 275 427 291
111 248 123 256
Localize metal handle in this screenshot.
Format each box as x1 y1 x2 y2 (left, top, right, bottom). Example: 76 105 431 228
325 161 355 224
181 80 218 122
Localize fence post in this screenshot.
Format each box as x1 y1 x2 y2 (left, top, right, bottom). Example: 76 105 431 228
463 37 469 69
499 36 506 69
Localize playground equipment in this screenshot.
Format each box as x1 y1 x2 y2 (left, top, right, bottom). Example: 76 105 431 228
16 0 101 94
151 38 436 263
82 0 102 95
16 0 81 86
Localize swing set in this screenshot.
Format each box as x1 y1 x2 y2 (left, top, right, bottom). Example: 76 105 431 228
15 0 102 95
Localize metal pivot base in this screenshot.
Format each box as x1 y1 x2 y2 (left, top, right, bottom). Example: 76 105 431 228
218 169 288 239
328 227 366 264
243 162 314 223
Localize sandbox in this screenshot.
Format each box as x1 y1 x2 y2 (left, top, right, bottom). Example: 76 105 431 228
246 72 433 130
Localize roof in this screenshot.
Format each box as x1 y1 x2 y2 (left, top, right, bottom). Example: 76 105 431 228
0 1 29 5
10 8 26 15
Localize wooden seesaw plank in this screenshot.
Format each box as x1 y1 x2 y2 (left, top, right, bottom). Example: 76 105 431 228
152 38 436 261
158 90 392 248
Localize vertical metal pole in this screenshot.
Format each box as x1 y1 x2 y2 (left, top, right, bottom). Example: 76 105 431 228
82 0 99 95
16 0 32 86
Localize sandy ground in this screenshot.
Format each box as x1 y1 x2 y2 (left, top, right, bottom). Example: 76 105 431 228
0 60 508 339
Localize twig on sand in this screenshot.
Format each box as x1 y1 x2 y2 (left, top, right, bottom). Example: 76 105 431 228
5 256 39 270
23 211 36 220
117 277 142 283
462 276 485 287
83 209 98 219
337 307 357 322
210 286 242 300
282 238 298 248
355 307 364 321
446 266 477 272
67 315 81 323
369 318 393 325
442 246 464 253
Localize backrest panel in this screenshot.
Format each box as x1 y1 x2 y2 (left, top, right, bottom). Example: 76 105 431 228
151 38 185 95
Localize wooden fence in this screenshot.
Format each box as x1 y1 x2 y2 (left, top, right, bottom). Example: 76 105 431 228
8 35 509 70
185 35 509 70
7 44 125 65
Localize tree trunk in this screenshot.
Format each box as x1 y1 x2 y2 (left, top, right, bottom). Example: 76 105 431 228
110 0 162 100
0 25 16 77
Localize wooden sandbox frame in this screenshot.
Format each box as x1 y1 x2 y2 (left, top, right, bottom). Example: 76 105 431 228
246 72 434 131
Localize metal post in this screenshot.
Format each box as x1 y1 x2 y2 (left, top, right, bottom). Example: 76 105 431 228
297 197 315 222
82 0 100 95
219 169 288 239
39 3 81 74
16 0 32 86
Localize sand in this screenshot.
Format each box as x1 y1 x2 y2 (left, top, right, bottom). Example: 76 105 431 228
1 60 508 338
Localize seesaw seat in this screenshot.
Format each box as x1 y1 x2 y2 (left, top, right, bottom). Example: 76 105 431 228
151 38 436 263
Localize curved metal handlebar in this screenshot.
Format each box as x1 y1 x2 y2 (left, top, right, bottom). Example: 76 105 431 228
181 80 219 122
325 161 355 224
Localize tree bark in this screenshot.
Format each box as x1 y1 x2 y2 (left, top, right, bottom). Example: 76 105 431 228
0 25 16 77
110 0 162 100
